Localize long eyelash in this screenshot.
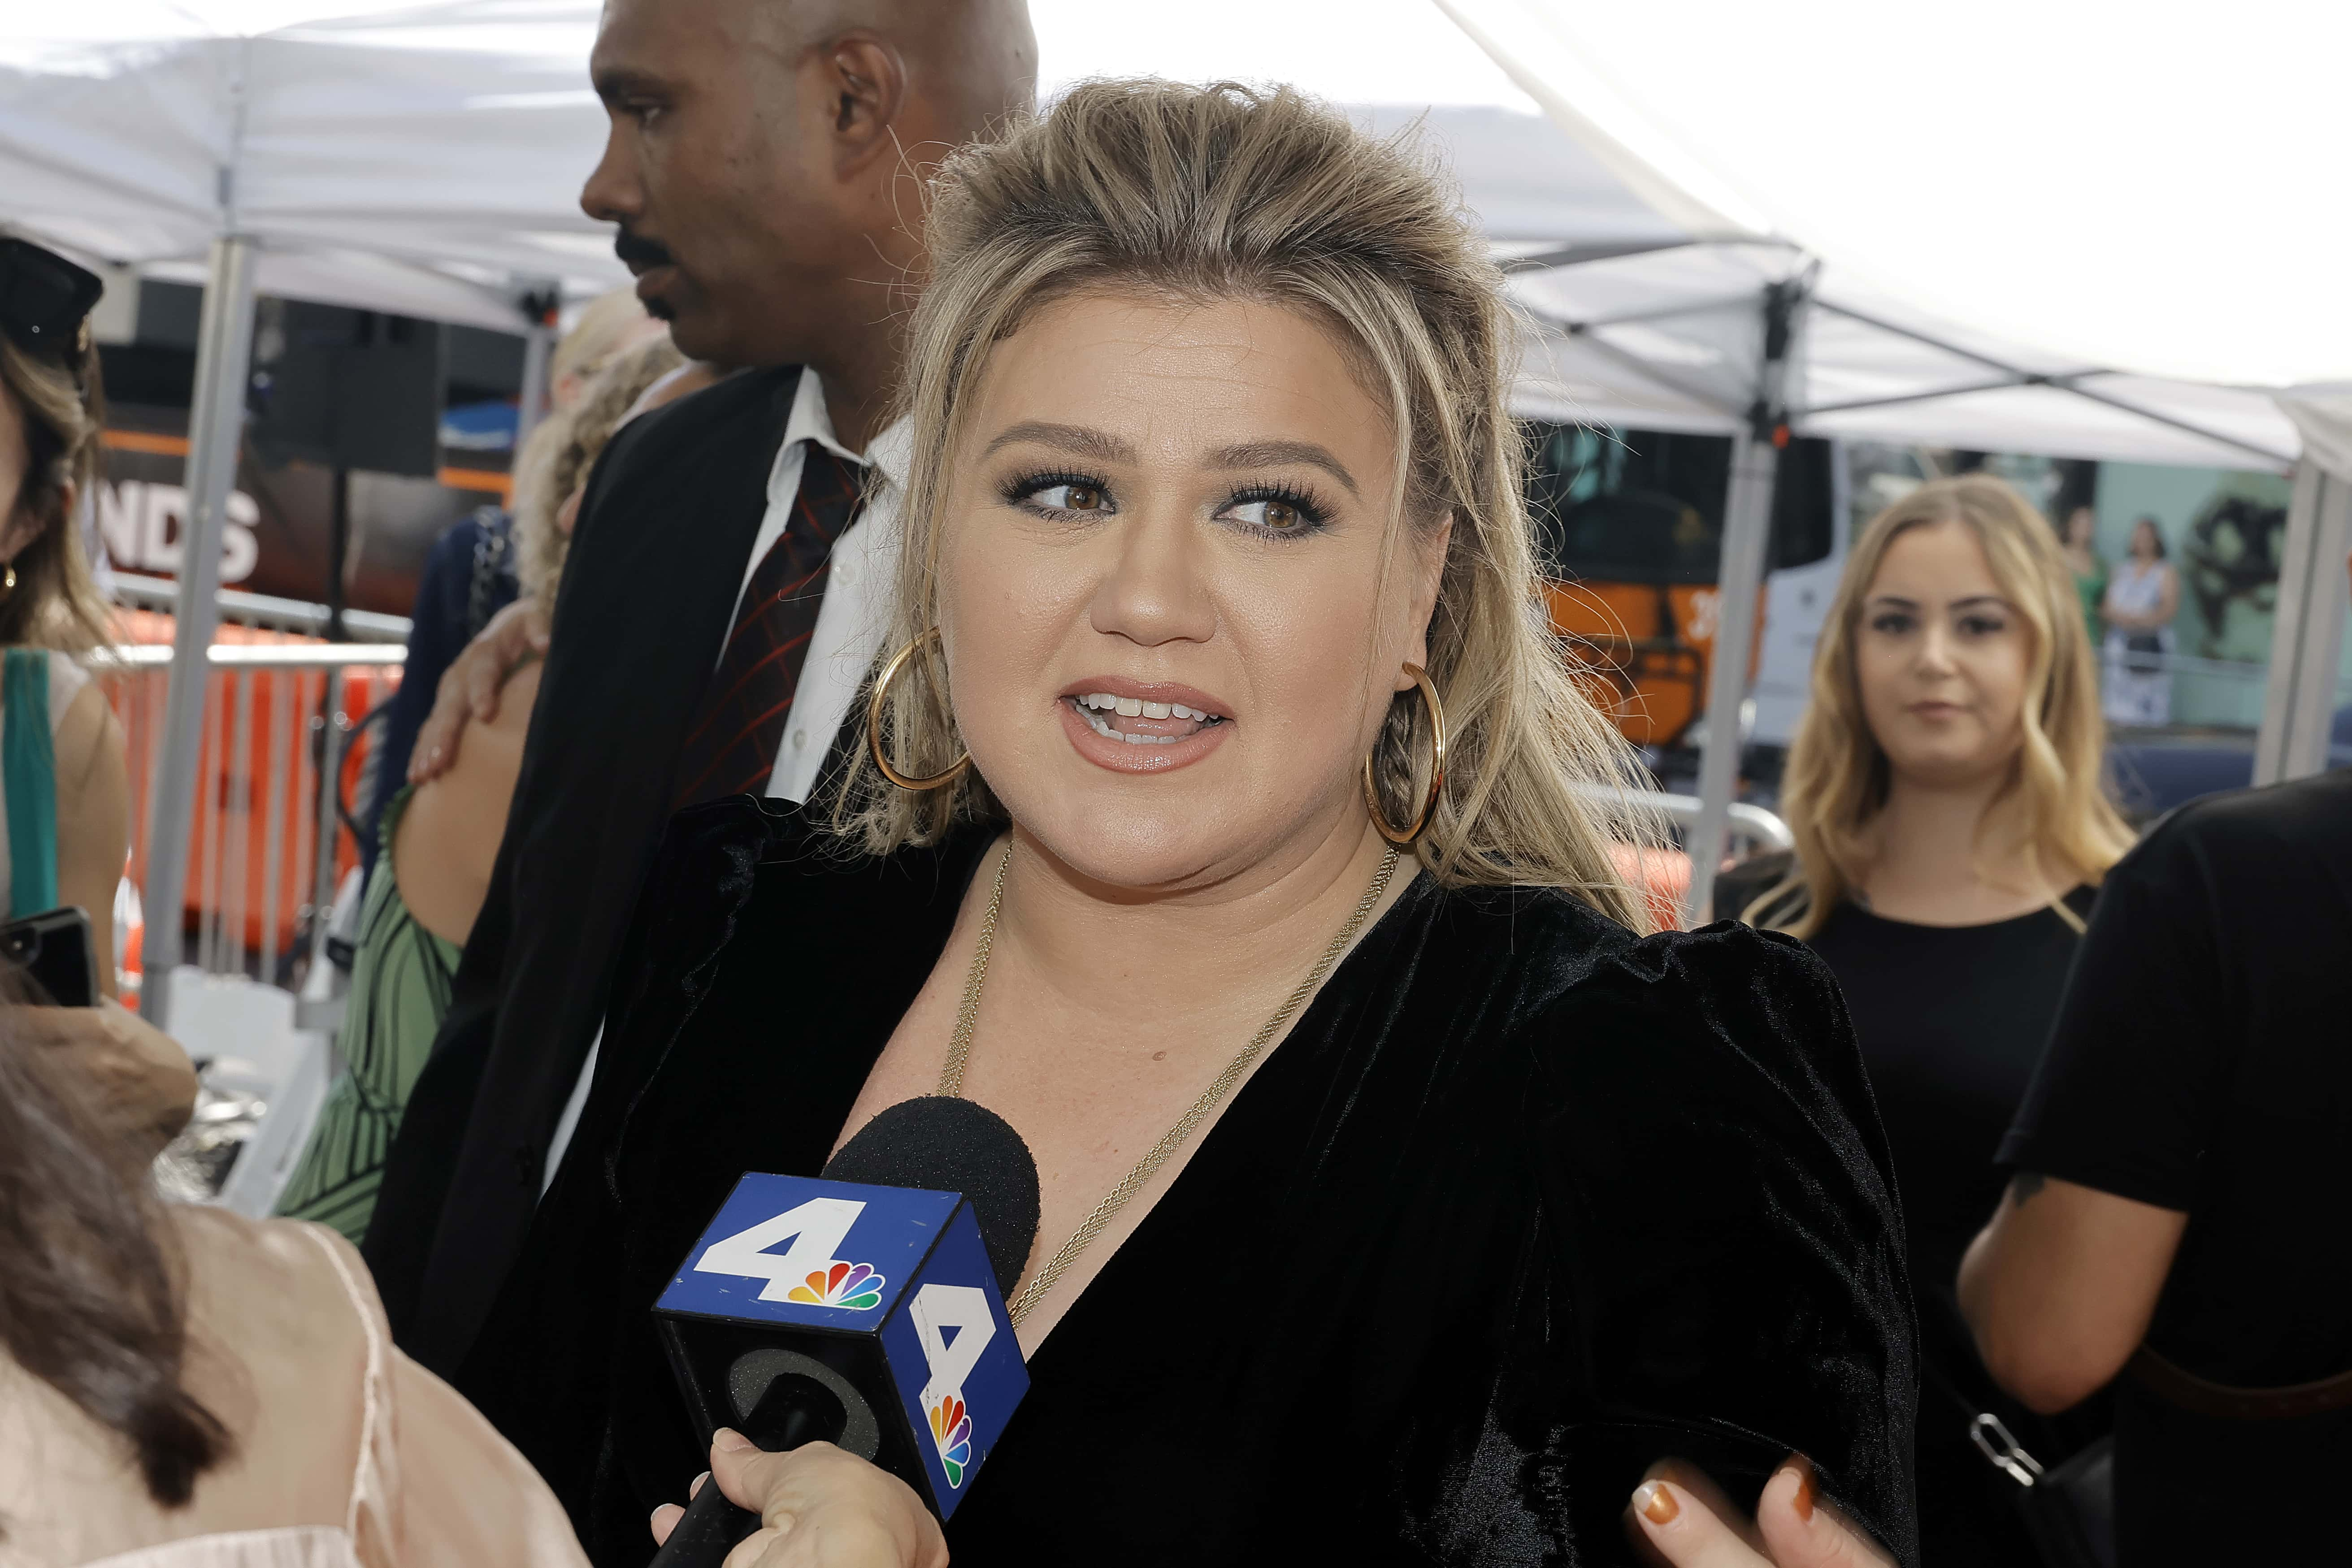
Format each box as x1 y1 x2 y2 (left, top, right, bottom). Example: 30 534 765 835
1226 481 1336 529
999 467 1107 505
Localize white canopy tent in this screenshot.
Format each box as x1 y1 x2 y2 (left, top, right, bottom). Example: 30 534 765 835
0 0 2338 978
1045 0 2335 919
1431 0 2348 916
0 3 625 329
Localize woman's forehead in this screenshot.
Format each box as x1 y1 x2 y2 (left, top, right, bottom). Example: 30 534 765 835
1869 517 2007 597
963 291 1397 473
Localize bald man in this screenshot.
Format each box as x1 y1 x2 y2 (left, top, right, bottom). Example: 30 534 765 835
363 0 1037 1448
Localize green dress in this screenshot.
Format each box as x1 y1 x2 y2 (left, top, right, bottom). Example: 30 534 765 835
2075 566 2107 645
275 785 463 1245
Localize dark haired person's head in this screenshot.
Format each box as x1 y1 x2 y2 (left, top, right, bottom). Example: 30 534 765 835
0 319 116 654
579 0 1037 422
0 977 230 1512
2130 515 2166 561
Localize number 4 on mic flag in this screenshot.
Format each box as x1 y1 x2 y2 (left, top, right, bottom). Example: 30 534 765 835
657 1172 1029 1518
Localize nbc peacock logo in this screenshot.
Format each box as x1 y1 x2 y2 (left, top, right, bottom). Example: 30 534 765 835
928 1392 974 1488
785 1261 885 1311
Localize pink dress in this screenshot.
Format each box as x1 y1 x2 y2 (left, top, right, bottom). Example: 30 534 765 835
0 1208 591 1568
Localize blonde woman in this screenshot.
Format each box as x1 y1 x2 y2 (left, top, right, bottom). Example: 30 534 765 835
276 334 681 1246
1724 472 2134 1564
471 82 1917 1567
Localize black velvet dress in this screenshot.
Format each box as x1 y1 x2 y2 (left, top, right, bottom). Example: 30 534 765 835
456 800 1918 1567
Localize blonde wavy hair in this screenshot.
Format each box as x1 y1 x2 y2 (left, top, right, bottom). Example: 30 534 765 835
827 79 1663 931
0 336 117 654
511 333 683 620
1746 473 2133 937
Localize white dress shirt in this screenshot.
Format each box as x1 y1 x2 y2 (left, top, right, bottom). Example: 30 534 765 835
543 367 908 1192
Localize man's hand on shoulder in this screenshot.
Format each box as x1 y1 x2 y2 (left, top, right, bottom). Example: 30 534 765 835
408 600 551 784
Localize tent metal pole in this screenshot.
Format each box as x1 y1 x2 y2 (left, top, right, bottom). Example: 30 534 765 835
1536 320 1747 420
1801 374 2053 416
2252 460 2352 784
1809 299 2294 469
1683 280 1799 927
139 234 257 1026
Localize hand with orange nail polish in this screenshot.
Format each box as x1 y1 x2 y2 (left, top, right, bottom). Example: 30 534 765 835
1625 1455 1895 1568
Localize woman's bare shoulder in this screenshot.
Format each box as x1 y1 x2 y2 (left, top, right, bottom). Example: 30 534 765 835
51 675 125 788
410 659 540 811
170 1208 377 1376
395 658 542 942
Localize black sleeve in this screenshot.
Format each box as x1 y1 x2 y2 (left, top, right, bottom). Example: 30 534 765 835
1996 816 2224 1212
1532 924 1918 1566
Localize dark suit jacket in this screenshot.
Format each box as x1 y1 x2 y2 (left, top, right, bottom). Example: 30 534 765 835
364 365 805 1374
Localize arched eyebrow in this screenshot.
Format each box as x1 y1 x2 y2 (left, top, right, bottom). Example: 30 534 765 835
982 422 1134 462
981 424 1361 498
1209 441 1360 498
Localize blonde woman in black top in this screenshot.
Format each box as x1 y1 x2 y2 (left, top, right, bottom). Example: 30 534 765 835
470 80 1921 1567
1725 472 2135 1563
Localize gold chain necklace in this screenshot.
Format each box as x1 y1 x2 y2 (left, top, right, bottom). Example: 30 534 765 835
936 839 1403 1325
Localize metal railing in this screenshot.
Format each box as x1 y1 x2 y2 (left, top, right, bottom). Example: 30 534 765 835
1573 781 1796 853
110 571 414 642
107 629 405 999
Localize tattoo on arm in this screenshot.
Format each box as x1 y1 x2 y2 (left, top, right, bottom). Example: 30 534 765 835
2011 1171 2047 1206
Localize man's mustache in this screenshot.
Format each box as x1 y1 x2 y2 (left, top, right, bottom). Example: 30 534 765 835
613 226 674 269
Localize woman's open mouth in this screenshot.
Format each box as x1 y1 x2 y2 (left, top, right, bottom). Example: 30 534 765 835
1066 691 1227 746
1056 682 1234 773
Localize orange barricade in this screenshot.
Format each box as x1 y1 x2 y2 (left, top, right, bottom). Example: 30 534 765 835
110 609 399 978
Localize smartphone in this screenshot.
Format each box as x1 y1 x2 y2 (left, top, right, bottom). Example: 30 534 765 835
0 906 99 1007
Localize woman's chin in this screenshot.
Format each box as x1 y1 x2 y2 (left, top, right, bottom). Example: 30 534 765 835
1001 786 1283 896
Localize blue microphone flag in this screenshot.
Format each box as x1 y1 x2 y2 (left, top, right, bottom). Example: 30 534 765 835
656 1171 1028 1516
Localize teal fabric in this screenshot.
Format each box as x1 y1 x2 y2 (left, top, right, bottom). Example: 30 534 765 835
3 648 57 917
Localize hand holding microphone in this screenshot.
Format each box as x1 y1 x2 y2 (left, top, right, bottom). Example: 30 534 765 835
651 1433 946 1568
647 1096 1041 1566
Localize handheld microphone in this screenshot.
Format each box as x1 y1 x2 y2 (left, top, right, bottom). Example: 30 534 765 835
647 1098 1040 1565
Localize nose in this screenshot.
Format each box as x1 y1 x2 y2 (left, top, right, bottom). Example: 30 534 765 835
580 118 640 225
1087 509 1217 650
1914 618 1959 676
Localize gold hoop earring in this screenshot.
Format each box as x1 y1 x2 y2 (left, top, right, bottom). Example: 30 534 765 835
868 628 972 791
1362 662 1446 845
1 564 15 596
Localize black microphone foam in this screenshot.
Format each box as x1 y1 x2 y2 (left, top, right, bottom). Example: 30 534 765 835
823 1096 1040 1298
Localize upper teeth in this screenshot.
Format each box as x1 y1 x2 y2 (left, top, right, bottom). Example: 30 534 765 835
1076 693 1215 722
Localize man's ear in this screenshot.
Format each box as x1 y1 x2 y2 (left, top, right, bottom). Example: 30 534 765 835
1401 511 1454 682
820 34 909 178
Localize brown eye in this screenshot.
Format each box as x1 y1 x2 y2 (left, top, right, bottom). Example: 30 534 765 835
1225 496 1318 533
1067 484 1105 511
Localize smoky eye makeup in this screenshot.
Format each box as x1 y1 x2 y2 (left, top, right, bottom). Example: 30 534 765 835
1214 481 1337 539
997 466 1343 540
1000 468 1116 518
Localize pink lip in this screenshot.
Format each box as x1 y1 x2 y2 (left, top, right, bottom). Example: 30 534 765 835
1909 701 1966 719
1056 676 1234 775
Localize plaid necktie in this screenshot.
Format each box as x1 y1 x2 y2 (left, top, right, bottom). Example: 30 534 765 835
672 446 864 807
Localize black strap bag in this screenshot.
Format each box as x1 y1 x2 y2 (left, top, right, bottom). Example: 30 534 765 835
1922 1358 2114 1568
